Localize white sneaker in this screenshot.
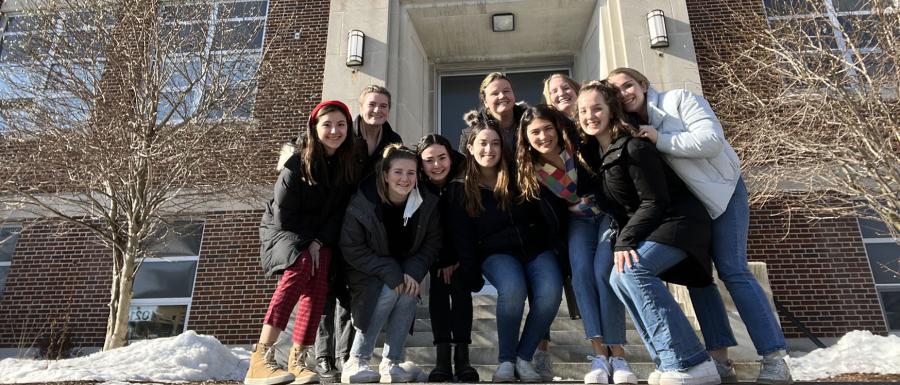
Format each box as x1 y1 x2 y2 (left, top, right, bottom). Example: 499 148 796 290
492 361 516 383
584 355 610 384
399 361 426 382
647 369 662 385
379 358 414 383
658 359 721 385
609 356 638 384
341 357 380 384
712 358 737 384
757 351 793 385
515 358 543 383
533 349 554 381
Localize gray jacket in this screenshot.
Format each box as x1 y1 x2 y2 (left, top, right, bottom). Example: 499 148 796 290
339 178 442 332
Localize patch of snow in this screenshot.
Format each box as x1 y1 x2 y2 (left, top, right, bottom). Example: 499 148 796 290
787 330 900 381
0 331 249 383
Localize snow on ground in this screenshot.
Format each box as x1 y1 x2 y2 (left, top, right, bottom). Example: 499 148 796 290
0 331 249 383
787 330 900 381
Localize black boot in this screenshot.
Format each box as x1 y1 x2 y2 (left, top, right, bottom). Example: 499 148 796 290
316 356 340 383
428 343 453 382
454 343 479 382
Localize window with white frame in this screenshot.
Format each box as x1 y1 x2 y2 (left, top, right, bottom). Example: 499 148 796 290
128 220 204 341
0 224 22 298
857 217 900 332
156 0 267 123
762 0 891 81
0 10 110 131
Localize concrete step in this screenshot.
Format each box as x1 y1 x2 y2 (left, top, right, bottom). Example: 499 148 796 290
359 360 762 382
374 344 655 364
381 329 645 347
414 317 599 333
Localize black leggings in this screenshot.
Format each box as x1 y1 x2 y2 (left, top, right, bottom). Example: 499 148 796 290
428 266 474 345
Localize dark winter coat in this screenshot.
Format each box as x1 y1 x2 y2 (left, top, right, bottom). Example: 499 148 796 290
354 117 403 180
590 135 712 287
445 179 564 292
421 149 466 270
259 143 357 277
340 178 442 332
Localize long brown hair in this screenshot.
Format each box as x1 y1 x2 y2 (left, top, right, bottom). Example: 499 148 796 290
577 81 638 143
463 121 513 217
515 104 576 201
300 104 358 186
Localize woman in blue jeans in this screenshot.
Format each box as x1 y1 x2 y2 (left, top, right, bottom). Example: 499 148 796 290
608 68 792 385
578 81 720 385
516 103 638 385
447 118 563 383
340 145 442 383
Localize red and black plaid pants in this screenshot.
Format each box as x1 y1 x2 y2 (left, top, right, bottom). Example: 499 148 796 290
263 246 332 345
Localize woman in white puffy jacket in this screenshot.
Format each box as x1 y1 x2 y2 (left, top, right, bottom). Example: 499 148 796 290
606 68 792 385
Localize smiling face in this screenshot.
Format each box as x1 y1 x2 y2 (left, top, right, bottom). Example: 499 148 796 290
526 117 560 156
577 90 611 139
420 144 452 185
385 158 417 200
482 79 516 119
467 128 502 169
607 73 646 114
315 110 348 155
360 92 390 126
547 76 578 115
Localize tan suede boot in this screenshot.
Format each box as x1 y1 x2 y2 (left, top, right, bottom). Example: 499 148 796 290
287 345 320 384
244 343 294 385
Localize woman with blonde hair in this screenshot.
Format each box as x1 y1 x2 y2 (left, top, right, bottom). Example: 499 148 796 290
607 67 791 385
459 72 527 163
339 144 443 384
542 73 580 118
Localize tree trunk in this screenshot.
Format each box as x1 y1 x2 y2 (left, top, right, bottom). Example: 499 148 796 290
103 248 138 350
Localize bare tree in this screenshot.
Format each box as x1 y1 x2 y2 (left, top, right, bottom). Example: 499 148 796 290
0 0 279 349
697 0 899 236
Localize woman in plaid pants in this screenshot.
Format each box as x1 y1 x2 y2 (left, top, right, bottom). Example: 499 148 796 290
245 100 360 385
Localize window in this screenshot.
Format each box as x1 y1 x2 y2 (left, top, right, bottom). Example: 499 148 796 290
858 216 900 332
128 220 204 341
0 10 110 131
0 225 22 298
762 0 892 81
156 1 267 123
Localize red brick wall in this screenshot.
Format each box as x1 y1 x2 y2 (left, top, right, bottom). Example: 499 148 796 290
686 0 886 337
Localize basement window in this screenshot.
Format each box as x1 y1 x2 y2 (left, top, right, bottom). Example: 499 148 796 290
128 220 204 341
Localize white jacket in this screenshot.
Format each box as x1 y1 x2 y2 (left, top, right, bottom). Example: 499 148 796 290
646 87 741 219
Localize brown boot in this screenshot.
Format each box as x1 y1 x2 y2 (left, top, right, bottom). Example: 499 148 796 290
288 345 320 384
245 343 294 385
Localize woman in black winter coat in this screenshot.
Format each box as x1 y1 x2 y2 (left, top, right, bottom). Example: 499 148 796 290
339 145 442 384
414 134 479 383
447 120 563 383
245 100 359 385
576 81 720 385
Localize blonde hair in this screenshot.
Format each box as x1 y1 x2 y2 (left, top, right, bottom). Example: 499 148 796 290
478 72 512 104
359 85 392 108
376 144 418 203
607 67 650 89
541 73 580 110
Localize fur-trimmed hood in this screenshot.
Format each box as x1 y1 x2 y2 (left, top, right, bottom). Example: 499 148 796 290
276 141 298 172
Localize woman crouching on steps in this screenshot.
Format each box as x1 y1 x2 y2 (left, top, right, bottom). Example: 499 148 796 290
246 100 359 385
415 134 479 383
340 144 443 384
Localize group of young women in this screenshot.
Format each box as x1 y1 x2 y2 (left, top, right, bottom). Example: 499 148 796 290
242 69 794 385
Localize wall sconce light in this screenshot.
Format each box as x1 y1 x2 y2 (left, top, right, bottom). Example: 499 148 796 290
492 13 515 32
347 29 365 67
647 9 669 48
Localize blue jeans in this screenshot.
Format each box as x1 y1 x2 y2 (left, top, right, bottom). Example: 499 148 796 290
482 251 562 363
568 214 626 344
349 284 418 361
609 241 709 371
688 177 787 355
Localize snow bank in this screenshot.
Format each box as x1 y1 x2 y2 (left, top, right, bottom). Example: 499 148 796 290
0 331 249 383
787 330 900 381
